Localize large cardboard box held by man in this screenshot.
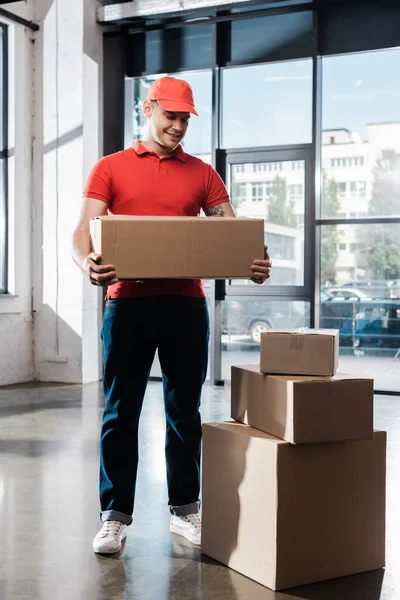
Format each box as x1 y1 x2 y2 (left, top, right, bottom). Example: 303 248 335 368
260 329 339 376
202 422 386 591
89 215 264 279
231 365 373 444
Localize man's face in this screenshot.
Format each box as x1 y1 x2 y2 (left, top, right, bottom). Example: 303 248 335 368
147 102 190 150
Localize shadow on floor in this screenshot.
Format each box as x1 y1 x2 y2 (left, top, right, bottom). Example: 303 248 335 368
283 568 385 599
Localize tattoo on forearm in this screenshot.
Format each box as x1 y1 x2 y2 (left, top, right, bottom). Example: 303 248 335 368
204 204 226 217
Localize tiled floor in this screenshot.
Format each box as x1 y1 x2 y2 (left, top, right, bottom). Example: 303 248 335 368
0 380 398 599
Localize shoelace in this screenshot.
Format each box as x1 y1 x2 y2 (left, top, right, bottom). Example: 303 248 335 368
184 514 201 529
103 521 123 537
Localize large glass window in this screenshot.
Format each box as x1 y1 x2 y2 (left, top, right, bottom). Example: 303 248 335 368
128 24 213 75
0 26 6 294
321 48 400 391
230 159 305 286
321 223 400 299
124 69 212 162
222 59 312 149
221 299 310 379
322 48 400 219
230 11 313 65
321 223 400 391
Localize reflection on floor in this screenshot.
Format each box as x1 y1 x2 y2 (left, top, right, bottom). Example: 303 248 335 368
0 380 398 600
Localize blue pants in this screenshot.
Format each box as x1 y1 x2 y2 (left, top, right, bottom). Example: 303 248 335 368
99 296 210 525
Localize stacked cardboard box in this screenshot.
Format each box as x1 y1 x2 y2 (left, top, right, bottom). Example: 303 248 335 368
202 329 386 591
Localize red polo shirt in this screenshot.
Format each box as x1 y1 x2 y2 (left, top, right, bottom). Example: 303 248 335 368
83 141 229 298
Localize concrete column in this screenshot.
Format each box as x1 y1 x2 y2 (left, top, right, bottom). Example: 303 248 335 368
32 0 103 383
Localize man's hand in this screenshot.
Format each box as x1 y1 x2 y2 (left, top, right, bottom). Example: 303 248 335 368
251 245 272 284
83 252 118 287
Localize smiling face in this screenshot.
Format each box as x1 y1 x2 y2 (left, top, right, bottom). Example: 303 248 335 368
143 100 190 153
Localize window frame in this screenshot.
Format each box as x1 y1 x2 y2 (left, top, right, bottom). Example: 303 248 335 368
0 23 8 295
105 1 400 392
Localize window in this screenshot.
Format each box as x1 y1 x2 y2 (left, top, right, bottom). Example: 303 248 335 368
231 182 247 211
322 48 400 219
289 184 304 201
321 224 400 299
233 164 245 173
230 159 305 286
222 59 312 149
0 25 7 294
268 232 296 261
261 162 283 172
357 181 367 196
237 183 247 201
229 11 313 65
330 157 364 168
221 299 310 379
252 183 265 202
128 24 213 75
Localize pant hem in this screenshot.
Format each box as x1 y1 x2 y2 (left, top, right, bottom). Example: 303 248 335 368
101 510 133 525
169 501 200 517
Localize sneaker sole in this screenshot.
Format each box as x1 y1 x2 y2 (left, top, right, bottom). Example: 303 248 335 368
170 523 201 546
93 533 127 555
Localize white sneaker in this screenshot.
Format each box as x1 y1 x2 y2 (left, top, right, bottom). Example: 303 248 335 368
170 513 201 546
92 520 127 554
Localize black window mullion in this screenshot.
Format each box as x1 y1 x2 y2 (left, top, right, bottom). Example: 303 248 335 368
225 147 313 300
0 24 7 295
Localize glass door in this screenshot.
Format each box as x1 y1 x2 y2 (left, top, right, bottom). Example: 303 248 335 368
216 148 314 382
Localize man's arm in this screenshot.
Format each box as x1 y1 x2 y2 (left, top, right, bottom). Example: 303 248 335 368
203 201 236 217
71 197 118 287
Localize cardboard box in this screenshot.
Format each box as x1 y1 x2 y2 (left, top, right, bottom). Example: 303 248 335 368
231 365 373 444
202 422 386 591
260 329 339 376
89 215 264 279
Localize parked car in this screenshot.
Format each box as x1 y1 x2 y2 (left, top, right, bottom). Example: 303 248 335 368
339 280 394 299
327 287 372 301
321 291 400 348
221 300 307 344
222 294 400 349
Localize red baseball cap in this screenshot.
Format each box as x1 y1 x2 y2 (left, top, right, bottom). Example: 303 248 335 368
146 76 199 116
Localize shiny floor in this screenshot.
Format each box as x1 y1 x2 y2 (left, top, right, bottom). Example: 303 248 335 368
0 380 399 600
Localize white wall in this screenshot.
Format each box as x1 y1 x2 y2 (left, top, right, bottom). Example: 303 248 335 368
0 6 35 386
0 0 103 385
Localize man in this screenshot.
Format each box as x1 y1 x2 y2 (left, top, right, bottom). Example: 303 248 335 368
71 77 271 555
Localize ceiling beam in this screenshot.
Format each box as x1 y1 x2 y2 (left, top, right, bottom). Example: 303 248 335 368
0 7 39 31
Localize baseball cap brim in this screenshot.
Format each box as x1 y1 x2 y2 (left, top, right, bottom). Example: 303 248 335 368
157 99 199 116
